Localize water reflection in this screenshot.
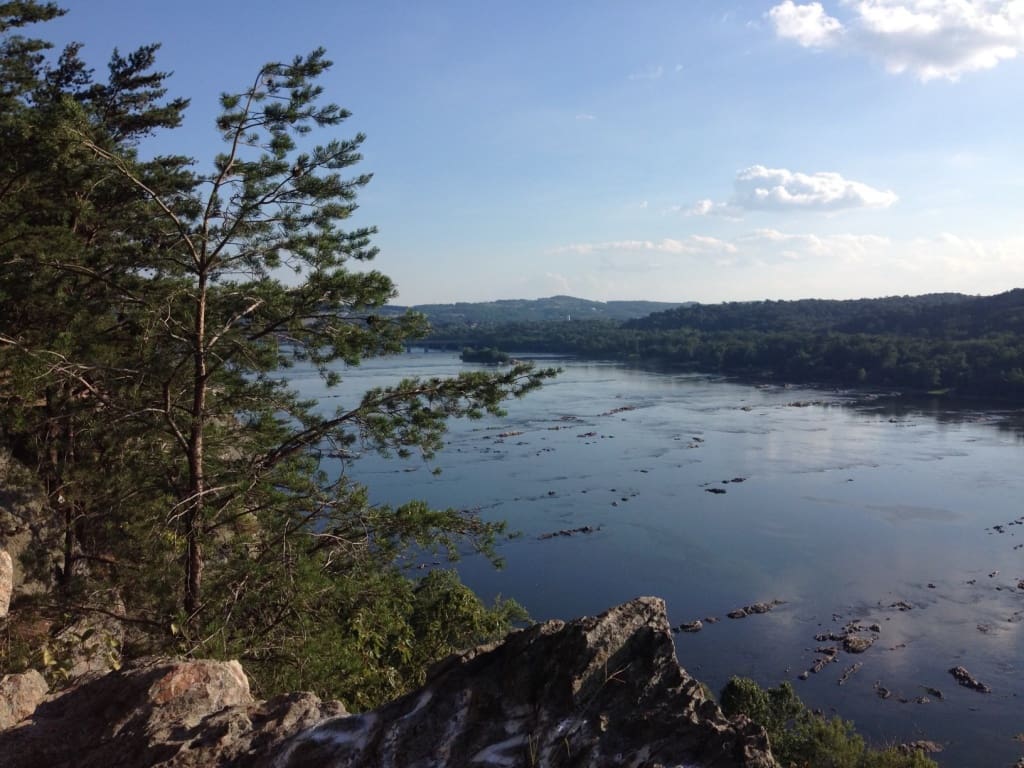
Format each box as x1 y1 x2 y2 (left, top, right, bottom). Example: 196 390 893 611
291 352 1024 767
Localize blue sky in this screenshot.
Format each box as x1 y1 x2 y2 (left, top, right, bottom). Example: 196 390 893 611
47 1 1024 304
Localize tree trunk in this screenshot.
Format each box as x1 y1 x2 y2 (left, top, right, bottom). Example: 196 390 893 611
184 274 208 623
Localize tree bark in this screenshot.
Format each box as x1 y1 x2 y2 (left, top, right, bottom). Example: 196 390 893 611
184 273 208 622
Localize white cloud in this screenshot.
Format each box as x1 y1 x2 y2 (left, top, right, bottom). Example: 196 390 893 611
769 1 1024 80
541 228 1024 301
531 227 1024 303
738 165 898 210
689 165 898 216
575 113 596 121
769 0 843 47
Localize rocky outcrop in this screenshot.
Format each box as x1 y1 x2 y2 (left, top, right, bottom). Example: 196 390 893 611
0 597 776 767
0 450 59 597
0 657 344 768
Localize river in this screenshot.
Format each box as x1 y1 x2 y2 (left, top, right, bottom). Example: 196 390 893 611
291 351 1024 767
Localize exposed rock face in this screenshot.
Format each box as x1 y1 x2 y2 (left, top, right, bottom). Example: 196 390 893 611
0 657 344 768
0 549 11 618
0 450 59 596
276 597 774 768
0 597 775 767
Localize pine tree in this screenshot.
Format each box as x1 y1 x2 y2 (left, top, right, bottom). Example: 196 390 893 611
1 3 553 702
0 2 191 593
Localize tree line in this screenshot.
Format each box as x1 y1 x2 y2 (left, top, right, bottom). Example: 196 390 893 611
428 291 1024 399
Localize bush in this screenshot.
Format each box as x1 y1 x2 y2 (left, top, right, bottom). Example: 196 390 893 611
720 677 937 768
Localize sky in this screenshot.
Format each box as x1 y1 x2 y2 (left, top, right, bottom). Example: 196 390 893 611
42 0 1024 305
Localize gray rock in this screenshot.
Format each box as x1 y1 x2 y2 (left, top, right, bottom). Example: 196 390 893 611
52 596 125 681
843 635 874 654
0 669 48 728
274 597 773 768
0 598 777 767
948 665 990 693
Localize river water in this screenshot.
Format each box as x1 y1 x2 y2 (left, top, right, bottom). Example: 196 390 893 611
292 351 1024 767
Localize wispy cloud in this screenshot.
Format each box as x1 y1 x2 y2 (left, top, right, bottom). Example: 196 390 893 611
575 113 597 121
687 165 898 216
768 1 1024 81
551 236 737 257
740 228 892 260
628 64 665 81
542 229 1024 300
680 199 744 219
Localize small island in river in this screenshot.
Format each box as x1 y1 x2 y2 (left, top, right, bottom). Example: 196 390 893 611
459 346 511 364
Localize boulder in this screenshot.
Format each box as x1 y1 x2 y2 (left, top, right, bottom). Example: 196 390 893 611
0 598 776 767
0 657 341 768
0 669 48 729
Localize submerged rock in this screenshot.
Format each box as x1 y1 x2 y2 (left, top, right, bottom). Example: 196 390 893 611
898 740 943 755
728 600 785 620
537 524 601 540
0 598 776 767
837 662 862 686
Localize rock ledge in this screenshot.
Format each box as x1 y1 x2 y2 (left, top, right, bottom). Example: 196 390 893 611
0 597 775 767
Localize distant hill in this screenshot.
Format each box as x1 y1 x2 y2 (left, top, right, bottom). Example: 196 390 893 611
626 290 1024 338
389 296 690 325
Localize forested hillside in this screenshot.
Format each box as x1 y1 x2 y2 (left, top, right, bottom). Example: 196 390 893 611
435 290 1024 400
389 295 688 325
628 290 1024 338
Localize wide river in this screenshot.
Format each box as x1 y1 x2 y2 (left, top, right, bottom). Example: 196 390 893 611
293 351 1024 767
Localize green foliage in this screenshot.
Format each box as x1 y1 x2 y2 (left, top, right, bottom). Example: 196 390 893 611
720 677 937 768
200 562 525 709
460 346 511 364
0 2 553 704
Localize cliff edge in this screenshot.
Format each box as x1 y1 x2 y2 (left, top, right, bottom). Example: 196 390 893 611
0 597 775 767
